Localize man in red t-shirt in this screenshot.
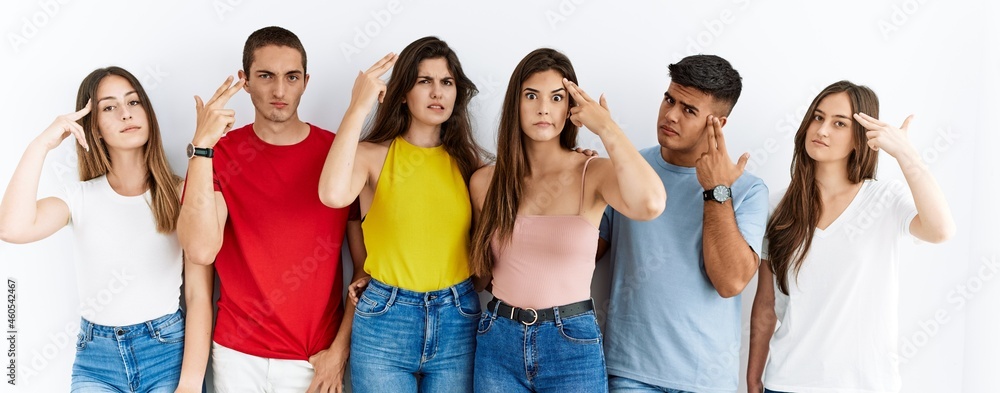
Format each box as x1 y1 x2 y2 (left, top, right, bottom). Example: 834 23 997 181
178 26 366 392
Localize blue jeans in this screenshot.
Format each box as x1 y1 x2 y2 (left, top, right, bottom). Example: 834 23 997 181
71 309 185 392
765 390 792 393
350 278 480 393
474 302 608 392
608 375 694 392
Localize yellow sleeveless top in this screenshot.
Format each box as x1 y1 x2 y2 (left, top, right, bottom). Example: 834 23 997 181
362 136 472 291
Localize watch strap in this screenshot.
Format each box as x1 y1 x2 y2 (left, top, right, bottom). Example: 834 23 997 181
193 147 214 158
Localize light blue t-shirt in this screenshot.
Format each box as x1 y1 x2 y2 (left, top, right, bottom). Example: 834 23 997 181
599 146 768 393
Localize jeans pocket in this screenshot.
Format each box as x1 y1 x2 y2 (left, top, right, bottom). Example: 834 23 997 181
476 312 494 335
355 288 392 318
558 312 601 344
154 317 186 344
455 290 482 320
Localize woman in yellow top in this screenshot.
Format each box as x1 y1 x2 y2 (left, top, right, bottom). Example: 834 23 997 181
319 36 486 393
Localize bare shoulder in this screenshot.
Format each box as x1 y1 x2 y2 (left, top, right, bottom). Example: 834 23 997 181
357 140 389 155
357 141 389 168
470 165 496 194
579 155 616 209
581 155 613 178
469 164 495 210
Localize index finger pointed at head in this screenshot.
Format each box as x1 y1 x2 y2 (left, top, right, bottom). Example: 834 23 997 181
367 52 396 76
900 114 914 131
573 81 596 103
210 76 236 103
713 117 729 154
852 113 878 130
71 100 92 120
219 78 246 104
858 112 888 127
377 54 398 76
704 115 717 149
562 78 588 103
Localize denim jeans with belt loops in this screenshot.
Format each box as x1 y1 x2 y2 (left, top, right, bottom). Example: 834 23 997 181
71 309 185 392
474 300 608 392
350 278 481 393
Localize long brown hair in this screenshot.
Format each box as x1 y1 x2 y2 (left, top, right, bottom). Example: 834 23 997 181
469 48 579 277
767 80 879 295
75 66 181 234
362 36 485 184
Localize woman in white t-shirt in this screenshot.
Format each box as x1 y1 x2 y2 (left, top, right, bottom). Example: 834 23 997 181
747 80 955 393
0 66 213 392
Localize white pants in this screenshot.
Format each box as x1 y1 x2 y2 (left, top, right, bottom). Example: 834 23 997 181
212 341 315 393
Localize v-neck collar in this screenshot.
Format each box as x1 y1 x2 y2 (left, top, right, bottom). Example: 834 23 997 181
814 180 872 238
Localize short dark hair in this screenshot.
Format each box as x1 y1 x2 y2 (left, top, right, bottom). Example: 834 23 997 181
243 26 307 74
668 55 742 115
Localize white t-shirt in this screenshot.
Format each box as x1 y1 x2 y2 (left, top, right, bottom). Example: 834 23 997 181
763 179 918 393
61 175 182 326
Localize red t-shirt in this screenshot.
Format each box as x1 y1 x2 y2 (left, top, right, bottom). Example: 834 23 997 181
208 123 354 360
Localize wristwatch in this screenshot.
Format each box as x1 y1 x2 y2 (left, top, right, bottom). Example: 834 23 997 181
186 143 214 159
703 184 732 203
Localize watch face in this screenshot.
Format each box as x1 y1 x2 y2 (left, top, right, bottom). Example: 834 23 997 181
713 185 730 201
186 143 194 158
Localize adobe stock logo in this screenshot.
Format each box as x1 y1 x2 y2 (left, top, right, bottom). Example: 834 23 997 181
878 0 931 40
892 255 999 366
213 0 245 22
341 0 404 62
545 0 588 30
669 0 752 62
7 0 73 54
22 269 134 383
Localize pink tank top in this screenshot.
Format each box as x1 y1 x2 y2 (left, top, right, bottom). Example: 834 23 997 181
490 156 600 309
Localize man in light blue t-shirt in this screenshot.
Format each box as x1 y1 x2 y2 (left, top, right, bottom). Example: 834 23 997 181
598 55 769 393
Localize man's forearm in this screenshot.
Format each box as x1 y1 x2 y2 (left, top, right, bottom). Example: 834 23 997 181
327 268 368 354
703 201 757 297
178 158 223 264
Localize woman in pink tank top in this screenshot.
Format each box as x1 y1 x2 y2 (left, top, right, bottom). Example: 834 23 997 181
468 48 666 392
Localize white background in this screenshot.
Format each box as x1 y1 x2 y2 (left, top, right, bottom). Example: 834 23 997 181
1 1 998 392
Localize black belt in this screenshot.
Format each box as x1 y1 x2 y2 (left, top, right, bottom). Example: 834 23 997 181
488 297 594 326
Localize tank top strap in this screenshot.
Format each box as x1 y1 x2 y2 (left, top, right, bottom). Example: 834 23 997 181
578 156 598 215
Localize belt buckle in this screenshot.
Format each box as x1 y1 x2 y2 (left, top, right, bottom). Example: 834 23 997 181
521 308 538 326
